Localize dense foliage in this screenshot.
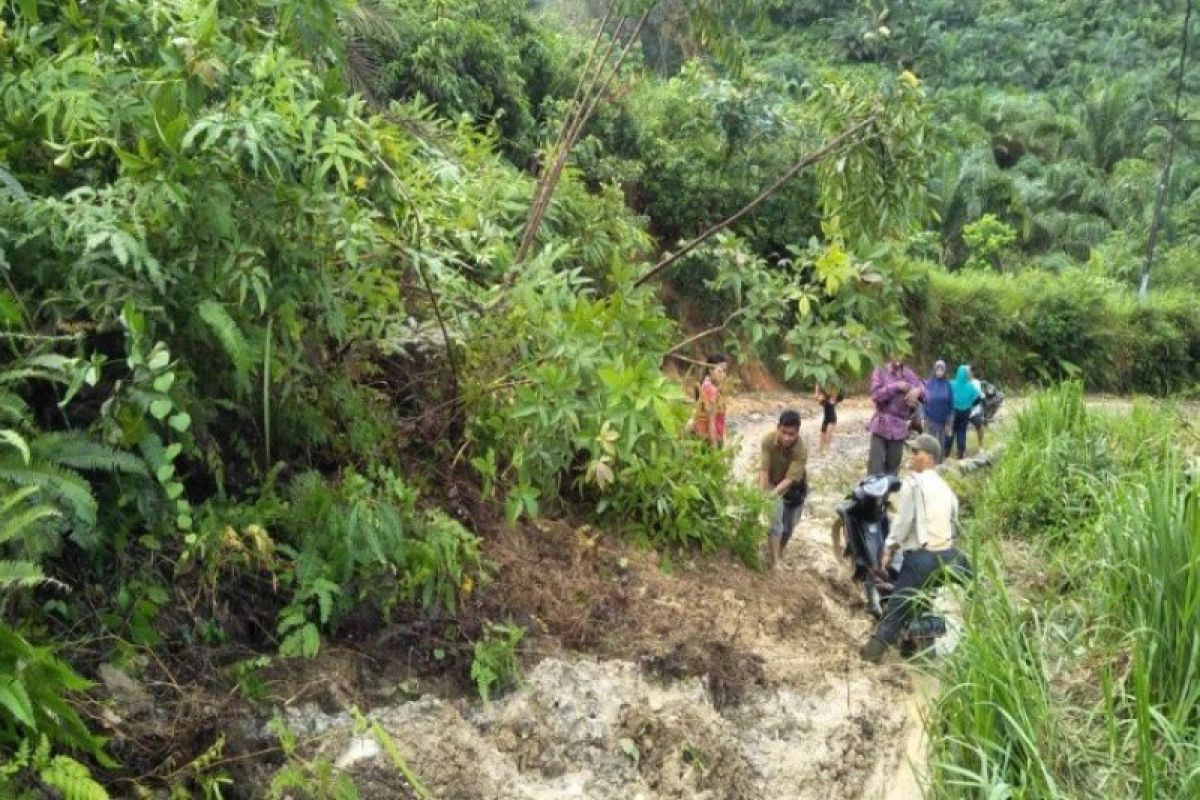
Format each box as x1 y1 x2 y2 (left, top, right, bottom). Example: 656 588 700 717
1 0 1198 794
932 386 1200 798
908 268 1200 392
754 0 1200 288
0 0 923 789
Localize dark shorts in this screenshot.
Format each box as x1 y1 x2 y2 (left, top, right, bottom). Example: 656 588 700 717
821 403 838 431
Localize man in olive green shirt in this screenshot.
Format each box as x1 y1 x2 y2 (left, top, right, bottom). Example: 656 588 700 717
760 409 808 570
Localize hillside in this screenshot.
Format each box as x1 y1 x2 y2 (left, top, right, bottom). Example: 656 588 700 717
1 1 1199 797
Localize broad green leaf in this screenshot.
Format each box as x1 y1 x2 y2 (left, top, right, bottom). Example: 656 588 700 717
149 400 172 420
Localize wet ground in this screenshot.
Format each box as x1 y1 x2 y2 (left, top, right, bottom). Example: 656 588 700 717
265 393 935 798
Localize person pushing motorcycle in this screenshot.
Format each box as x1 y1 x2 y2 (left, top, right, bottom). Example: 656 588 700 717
861 434 971 663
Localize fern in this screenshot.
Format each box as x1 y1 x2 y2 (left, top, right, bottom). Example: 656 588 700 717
197 300 254 384
0 625 106 763
0 461 98 529
0 560 47 590
39 756 109 800
0 391 30 424
29 432 148 476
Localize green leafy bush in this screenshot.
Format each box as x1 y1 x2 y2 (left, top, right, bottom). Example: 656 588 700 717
470 622 525 702
962 214 1017 270
912 267 1200 395
276 469 484 658
462 261 767 562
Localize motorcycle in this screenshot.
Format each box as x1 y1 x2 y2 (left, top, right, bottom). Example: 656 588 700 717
831 474 951 656
980 380 1004 425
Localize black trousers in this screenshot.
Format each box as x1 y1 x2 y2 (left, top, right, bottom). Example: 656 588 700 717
874 548 972 645
949 411 972 457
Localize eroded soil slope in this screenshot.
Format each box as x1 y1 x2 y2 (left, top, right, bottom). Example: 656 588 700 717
264 394 923 798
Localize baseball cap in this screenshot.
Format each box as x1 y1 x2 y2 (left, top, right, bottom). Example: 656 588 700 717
908 433 942 460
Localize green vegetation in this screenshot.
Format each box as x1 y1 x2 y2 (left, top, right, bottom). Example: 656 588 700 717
1 0 1199 793
757 1 1200 285
931 385 1200 797
909 269 1200 392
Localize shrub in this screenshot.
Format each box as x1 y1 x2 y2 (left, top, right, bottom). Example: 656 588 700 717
462 262 770 564
912 266 1200 395
276 469 484 658
470 622 525 702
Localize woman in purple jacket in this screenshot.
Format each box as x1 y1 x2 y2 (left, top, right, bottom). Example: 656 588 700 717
867 356 926 475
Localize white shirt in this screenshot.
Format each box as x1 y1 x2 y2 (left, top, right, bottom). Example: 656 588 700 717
889 469 958 553
969 379 984 418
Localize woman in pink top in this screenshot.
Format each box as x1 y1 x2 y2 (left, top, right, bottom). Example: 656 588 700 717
691 354 729 447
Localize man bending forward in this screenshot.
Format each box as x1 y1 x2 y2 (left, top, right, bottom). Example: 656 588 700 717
760 410 808 570
861 434 971 662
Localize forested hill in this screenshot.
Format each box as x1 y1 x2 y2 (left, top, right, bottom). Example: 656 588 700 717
754 0 1200 280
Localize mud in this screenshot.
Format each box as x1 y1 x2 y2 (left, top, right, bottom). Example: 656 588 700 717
267 393 930 799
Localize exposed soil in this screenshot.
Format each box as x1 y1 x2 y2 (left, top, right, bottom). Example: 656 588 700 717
248 394 933 799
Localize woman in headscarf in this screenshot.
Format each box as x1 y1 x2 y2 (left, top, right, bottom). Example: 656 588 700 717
949 364 982 459
922 360 953 461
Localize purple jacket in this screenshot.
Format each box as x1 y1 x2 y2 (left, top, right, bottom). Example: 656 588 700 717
868 364 925 441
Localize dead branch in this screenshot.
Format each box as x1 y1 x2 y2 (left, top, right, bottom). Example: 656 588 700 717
665 307 749 356
632 112 880 289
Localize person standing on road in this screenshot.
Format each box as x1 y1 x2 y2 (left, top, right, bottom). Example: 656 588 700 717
949 364 981 460
867 355 925 475
760 409 808 570
691 354 729 447
922 360 953 461
967 364 987 450
861 434 971 663
815 381 842 453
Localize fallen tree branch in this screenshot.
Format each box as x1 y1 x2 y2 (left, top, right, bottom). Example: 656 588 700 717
665 306 748 356
664 352 710 367
632 112 880 289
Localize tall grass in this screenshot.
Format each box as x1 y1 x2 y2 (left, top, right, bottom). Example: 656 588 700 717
974 383 1105 542
927 384 1200 798
1102 459 1200 723
929 550 1070 798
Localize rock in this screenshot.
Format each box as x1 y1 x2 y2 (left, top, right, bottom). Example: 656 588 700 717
335 735 382 769
98 663 153 717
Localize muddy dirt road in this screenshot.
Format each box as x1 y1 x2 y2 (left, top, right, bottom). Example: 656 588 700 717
275 393 930 799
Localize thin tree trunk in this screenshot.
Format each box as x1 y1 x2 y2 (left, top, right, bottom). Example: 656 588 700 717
1141 0 1193 298
513 8 649 268
632 113 880 289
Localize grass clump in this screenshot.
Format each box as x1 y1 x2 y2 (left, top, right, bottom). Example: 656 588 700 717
927 384 1200 799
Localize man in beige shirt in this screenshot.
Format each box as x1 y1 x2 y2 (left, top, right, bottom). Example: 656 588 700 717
862 434 971 662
